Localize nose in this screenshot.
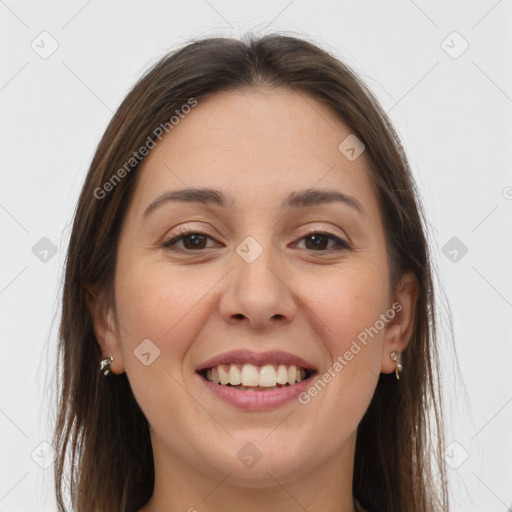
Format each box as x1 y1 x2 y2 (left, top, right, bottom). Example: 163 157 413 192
219 239 298 330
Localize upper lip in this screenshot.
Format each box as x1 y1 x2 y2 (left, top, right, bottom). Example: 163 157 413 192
195 349 318 372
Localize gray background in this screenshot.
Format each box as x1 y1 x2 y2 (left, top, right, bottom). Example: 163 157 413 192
0 0 511 510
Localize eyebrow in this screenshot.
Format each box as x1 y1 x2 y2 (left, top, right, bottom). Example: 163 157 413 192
142 187 365 219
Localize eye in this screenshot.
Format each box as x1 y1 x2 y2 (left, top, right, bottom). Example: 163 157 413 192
162 230 217 251
161 229 350 253
293 232 351 252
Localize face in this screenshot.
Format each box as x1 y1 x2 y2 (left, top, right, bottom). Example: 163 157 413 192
93 88 417 491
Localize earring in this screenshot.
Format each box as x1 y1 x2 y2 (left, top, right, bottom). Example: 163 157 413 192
390 351 403 380
99 356 114 378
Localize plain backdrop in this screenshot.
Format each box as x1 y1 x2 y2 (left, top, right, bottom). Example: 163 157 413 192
1 1 511 511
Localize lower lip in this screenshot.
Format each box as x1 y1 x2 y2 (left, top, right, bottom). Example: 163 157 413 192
197 372 316 410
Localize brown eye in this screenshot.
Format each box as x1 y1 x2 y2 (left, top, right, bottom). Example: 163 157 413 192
162 232 216 251
162 230 350 253
296 233 350 252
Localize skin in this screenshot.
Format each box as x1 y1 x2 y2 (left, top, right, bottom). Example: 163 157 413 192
89 88 418 512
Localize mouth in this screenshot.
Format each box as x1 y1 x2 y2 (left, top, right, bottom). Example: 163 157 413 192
194 349 319 409
196 363 318 391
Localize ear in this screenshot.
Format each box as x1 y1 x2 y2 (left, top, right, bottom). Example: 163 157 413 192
381 271 419 375
85 284 126 375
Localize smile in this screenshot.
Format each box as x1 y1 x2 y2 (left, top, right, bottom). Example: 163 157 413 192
199 363 315 390
196 364 318 410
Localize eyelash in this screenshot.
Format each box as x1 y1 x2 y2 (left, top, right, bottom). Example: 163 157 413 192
161 229 351 253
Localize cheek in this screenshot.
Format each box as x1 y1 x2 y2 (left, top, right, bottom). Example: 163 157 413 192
113 264 214 425
300 271 386 424
301 265 388 369
114 263 220 371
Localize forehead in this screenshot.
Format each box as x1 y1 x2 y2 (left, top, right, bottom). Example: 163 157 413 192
129 87 379 219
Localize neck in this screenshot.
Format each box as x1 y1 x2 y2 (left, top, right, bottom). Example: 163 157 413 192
139 428 359 512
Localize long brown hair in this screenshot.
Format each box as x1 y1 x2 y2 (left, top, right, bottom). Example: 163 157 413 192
53 33 449 512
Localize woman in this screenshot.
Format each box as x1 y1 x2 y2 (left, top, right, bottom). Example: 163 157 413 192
53 33 450 512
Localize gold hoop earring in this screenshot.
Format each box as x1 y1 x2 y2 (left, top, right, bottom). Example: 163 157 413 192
390 350 403 380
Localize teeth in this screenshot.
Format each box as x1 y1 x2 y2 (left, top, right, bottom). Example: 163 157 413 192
203 363 311 387
228 365 241 385
241 364 260 386
218 364 230 385
276 365 289 385
259 365 277 387
287 365 297 385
